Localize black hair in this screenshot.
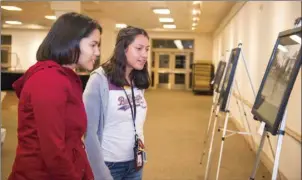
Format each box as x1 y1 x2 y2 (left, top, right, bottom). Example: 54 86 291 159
102 26 150 89
36 12 102 65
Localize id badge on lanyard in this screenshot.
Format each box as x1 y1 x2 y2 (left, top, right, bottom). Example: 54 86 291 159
123 83 146 171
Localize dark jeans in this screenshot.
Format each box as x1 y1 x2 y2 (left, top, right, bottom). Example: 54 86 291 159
105 160 143 180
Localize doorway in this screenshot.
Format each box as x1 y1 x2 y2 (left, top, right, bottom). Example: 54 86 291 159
151 51 192 90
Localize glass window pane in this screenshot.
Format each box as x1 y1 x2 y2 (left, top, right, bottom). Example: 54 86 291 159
190 52 194 69
151 71 154 87
1 35 12 45
152 39 166 48
189 72 192 88
175 55 186 69
152 39 194 49
152 52 155 68
182 40 194 49
1 49 9 63
175 73 185 84
159 54 170 68
159 73 169 83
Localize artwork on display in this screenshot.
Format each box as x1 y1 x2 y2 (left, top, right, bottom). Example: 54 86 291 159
218 48 241 112
213 61 227 93
252 26 302 135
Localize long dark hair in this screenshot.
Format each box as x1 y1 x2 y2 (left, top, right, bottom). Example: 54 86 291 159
36 12 102 65
102 26 150 89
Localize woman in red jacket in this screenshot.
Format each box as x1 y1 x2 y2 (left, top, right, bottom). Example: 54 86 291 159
8 12 101 180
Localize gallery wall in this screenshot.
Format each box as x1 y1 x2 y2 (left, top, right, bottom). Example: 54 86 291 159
212 1 301 179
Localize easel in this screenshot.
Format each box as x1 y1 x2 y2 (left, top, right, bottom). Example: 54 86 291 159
216 44 282 180
202 43 277 180
249 17 302 180
201 44 256 180
199 55 226 166
214 44 257 180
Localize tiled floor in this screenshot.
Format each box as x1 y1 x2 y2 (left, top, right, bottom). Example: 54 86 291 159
1 89 271 180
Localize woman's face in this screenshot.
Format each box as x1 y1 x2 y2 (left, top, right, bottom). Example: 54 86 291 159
78 29 101 71
125 34 149 71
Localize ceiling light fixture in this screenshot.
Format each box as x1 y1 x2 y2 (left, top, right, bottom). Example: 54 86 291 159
192 27 196 30
1 6 22 11
159 18 174 23
192 9 200 15
193 1 201 5
27 24 45 29
163 24 176 29
116 24 127 28
192 23 197 27
5 21 22 25
153 9 170 15
193 17 199 21
45 15 56 20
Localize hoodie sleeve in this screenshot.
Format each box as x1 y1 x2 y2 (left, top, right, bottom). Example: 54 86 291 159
30 69 80 180
83 73 113 180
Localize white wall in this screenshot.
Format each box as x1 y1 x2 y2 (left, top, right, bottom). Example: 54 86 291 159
213 1 301 179
2 29 47 70
1 18 116 70
98 18 117 64
2 27 213 71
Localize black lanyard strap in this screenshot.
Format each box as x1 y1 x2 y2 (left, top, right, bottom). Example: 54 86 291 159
123 83 138 143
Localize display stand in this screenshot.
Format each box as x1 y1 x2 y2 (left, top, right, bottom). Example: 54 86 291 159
199 58 227 165
203 44 258 180
214 44 257 180
199 91 221 165
249 17 301 180
201 45 245 179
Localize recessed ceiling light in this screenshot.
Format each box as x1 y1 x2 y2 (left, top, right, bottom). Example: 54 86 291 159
193 1 201 5
153 9 170 15
27 24 45 29
45 15 56 20
192 9 200 15
163 24 176 29
116 24 127 28
192 23 197 27
1 6 22 11
159 18 174 23
193 17 199 21
5 21 22 25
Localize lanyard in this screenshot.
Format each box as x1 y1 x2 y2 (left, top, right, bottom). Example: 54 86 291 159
123 82 138 144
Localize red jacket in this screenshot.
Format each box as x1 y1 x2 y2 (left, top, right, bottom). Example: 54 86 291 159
8 60 94 180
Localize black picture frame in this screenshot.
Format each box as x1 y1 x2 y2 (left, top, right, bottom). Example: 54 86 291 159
251 26 302 135
218 48 241 112
213 60 227 93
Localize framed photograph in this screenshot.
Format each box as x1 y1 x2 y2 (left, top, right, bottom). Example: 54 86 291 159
213 60 227 93
251 26 302 135
218 48 241 112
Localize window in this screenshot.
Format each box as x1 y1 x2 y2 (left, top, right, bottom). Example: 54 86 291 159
152 39 194 49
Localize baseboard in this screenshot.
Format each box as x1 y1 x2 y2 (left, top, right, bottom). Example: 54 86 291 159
230 117 288 180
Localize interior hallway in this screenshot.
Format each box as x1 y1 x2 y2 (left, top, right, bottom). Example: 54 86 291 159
1 89 271 180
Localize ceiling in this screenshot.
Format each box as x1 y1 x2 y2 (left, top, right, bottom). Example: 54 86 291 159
1 1 236 33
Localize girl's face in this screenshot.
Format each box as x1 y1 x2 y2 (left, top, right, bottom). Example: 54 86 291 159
78 29 101 71
125 34 149 71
